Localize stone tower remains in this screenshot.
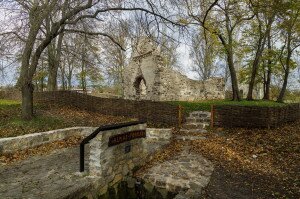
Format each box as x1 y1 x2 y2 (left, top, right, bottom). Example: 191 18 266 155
123 38 225 101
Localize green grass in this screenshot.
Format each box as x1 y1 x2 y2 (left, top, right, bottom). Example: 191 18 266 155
0 99 131 138
8 116 64 129
0 99 20 106
0 99 66 137
169 100 287 113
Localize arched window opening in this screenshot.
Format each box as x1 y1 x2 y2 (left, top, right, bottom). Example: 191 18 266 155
134 76 147 100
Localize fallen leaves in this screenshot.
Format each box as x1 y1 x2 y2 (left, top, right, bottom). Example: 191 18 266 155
190 121 300 198
0 104 133 138
0 136 82 165
135 140 185 177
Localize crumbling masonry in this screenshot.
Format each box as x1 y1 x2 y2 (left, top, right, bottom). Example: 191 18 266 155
123 38 225 101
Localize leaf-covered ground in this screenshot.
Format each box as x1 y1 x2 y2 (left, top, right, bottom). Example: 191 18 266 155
138 122 300 198
0 136 82 165
0 100 133 138
189 122 300 198
1 100 299 198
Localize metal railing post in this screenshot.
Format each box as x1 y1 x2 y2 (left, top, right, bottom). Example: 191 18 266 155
211 105 214 128
80 143 85 172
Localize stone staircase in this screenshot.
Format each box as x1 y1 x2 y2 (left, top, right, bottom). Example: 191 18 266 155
176 111 211 141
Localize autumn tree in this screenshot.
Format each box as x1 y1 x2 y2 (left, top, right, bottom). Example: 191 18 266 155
246 0 277 100
100 20 130 95
186 0 257 100
190 28 219 80
277 0 300 102
0 0 183 119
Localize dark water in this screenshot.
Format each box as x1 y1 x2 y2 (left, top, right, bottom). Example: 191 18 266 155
98 179 177 199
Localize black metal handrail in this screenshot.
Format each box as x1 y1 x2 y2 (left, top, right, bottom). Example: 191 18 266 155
80 120 146 172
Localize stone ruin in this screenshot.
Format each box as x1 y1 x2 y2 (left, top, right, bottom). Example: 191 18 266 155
123 38 225 101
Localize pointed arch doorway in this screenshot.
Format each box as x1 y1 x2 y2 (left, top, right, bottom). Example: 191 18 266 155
134 76 147 100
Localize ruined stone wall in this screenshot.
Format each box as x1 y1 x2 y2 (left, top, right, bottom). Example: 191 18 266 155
123 38 225 101
152 68 225 101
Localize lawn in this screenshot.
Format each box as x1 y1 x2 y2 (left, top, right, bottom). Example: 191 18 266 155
0 99 132 138
0 100 20 106
170 99 287 113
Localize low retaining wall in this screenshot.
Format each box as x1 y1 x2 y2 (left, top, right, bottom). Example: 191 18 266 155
0 90 21 100
88 123 148 195
146 128 172 142
88 124 175 195
0 126 172 155
34 91 180 127
0 127 95 154
0 90 182 127
212 104 300 128
145 128 173 155
0 124 175 197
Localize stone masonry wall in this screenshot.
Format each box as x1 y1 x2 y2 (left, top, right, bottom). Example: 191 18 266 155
89 123 148 193
0 123 174 197
154 68 225 101
0 127 95 154
123 38 225 101
144 128 173 156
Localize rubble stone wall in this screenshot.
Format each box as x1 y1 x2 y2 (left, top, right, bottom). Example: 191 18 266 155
123 38 225 101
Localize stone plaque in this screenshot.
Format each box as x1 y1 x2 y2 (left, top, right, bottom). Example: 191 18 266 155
125 144 131 153
108 130 146 147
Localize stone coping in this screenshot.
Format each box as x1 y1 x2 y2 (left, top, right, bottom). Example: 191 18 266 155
0 127 96 154
0 127 173 155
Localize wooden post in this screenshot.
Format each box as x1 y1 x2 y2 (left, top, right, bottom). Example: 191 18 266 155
178 105 183 128
210 104 214 128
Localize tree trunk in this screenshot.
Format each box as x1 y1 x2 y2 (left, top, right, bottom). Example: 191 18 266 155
218 31 240 101
47 41 58 91
263 69 271 100
227 52 240 101
247 32 266 100
19 0 93 120
67 69 73 90
263 33 272 100
247 15 274 100
277 70 289 103
46 21 64 91
277 33 292 103
47 63 58 91
61 66 66 90
40 59 45 92
21 82 34 120
40 76 44 91
20 19 42 119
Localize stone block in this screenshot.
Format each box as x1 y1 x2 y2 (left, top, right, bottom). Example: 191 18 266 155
109 174 123 186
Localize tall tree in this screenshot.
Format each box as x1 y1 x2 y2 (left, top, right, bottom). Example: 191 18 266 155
0 0 182 119
101 20 130 95
277 0 300 102
186 0 253 100
246 0 276 100
190 29 218 80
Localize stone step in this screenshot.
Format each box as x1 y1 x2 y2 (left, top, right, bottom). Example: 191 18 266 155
180 129 208 134
175 135 207 141
190 111 211 118
182 123 209 129
186 117 210 123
